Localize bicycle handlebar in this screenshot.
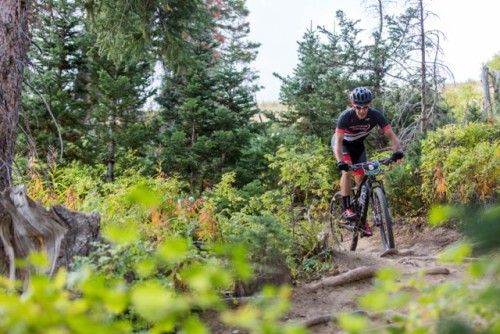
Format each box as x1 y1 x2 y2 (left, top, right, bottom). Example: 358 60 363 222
349 157 393 172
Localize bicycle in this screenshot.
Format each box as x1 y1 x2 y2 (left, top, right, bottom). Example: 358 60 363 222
329 157 395 252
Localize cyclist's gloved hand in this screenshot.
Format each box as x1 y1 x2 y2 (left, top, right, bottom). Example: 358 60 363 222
391 151 404 162
336 161 349 171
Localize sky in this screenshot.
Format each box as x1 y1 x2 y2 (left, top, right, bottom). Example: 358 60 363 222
246 0 500 103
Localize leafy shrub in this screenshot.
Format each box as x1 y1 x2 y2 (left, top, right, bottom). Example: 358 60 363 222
420 123 500 205
383 141 425 216
0 236 306 333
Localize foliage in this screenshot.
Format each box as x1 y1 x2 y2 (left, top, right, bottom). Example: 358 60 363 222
261 137 336 272
485 52 500 71
383 140 425 216
85 0 212 70
442 82 484 124
84 52 154 181
21 0 156 180
20 0 90 162
420 123 500 205
11 166 307 333
275 26 348 141
155 0 262 195
338 205 500 334
276 2 450 143
0 240 305 333
201 172 295 274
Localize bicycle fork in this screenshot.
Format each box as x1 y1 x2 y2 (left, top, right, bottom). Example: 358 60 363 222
370 187 382 227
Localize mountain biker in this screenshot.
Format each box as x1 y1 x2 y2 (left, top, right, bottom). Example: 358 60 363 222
332 87 404 231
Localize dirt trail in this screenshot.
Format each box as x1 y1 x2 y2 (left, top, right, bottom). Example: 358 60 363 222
206 221 466 333
285 222 466 333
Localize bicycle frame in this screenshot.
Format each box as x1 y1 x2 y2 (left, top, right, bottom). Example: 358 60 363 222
352 178 371 232
352 172 386 230
330 157 395 252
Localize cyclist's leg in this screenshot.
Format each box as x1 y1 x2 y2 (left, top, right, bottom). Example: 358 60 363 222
349 144 373 236
332 135 355 218
350 144 367 187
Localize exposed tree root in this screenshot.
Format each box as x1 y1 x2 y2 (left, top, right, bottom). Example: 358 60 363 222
296 310 368 328
417 267 450 275
303 266 379 292
381 248 427 257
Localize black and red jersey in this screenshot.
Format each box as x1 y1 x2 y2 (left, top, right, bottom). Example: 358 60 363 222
335 108 391 144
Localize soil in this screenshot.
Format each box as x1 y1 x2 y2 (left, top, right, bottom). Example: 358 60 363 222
207 219 468 333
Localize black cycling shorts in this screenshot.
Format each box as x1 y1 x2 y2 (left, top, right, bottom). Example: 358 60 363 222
331 134 367 164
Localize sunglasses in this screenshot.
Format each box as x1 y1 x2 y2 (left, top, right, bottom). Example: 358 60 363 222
354 105 369 110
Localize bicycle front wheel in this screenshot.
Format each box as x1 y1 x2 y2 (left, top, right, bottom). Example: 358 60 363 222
330 193 359 252
371 187 395 251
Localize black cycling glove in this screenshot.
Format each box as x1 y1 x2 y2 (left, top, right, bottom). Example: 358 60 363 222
336 161 349 171
391 151 404 162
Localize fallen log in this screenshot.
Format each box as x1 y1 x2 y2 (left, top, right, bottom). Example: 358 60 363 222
296 310 368 328
380 248 427 257
420 267 450 275
300 314 336 327
303 265 379 292
398 256 479 263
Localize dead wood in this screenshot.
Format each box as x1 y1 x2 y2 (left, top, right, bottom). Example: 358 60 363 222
401 267 450 276
300 314 336 327
52 205 101 272
296 310 368 328
381 248 427 257
0 186 100 284
398 256 479 264
397 256 437 262
303 265 379 292
421 267 450 275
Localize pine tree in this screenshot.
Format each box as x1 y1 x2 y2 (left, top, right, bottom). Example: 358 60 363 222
21 0 155 181
21 0 89 163
85 54 153 181
276 26 349 140
156 0 261 194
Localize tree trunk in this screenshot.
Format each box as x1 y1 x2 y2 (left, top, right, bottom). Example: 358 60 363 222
0 0 33 282
495 70 500 121
52 204 101 272
418 0 428 133
481 65 493 120
494 70 500 103
0 186 100 285
0 0 31 190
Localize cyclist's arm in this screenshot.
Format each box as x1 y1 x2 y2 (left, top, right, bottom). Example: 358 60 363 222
334 131 345 162
383 127 402 152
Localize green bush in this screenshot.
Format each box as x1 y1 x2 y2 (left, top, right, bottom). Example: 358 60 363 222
0 238 306 333
420 123 500 205
383 140 425 216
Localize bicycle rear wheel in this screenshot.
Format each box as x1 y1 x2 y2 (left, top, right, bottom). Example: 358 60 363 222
371 187 395 251
329 193 359 251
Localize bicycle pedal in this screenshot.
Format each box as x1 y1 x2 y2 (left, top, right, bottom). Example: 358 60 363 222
338 222 355 231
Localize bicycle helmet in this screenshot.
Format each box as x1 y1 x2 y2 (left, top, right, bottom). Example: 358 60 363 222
350 87 373 105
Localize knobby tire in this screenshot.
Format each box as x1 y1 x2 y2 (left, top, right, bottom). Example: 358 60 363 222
371 187 395 250
329 194 359 251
